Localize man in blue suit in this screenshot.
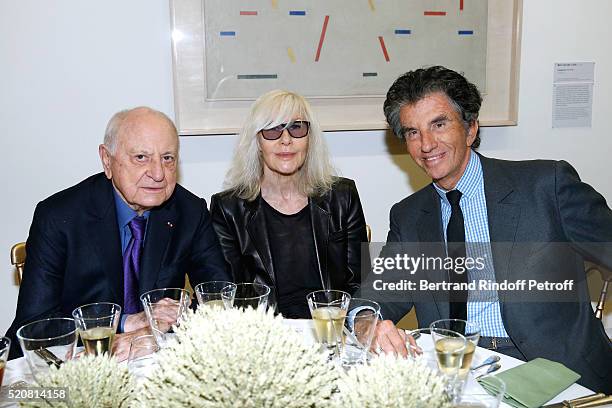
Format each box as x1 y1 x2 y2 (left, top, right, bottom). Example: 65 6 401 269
368 66 612 392
6 107 229 360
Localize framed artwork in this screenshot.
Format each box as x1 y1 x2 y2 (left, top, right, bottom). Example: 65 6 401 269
171 0 522 135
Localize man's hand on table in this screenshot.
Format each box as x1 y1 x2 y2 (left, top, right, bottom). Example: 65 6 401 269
371 319 418 357
123 298 180 333
112 326 151 362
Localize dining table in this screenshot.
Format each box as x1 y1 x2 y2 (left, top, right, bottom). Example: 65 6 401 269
0 319 604 408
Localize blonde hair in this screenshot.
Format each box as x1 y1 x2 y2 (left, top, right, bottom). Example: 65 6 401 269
224 90 336 201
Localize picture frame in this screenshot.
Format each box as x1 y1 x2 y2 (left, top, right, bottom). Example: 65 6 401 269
170 0 522 135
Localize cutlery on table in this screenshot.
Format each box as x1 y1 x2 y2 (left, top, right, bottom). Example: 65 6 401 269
474 362 501 379
543 393 612 407
34 348 63 369
471 355 500 371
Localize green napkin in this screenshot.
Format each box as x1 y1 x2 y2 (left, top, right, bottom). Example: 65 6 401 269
477 358 581 408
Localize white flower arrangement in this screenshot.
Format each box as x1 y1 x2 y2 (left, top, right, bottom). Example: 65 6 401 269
136 307 337 408
21 354 135 408
331 354 452 408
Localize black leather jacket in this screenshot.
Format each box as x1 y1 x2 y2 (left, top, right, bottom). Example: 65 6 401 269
210 177 367 304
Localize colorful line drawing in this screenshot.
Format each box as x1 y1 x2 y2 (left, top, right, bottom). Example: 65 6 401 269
460 0 464 11
271 0 278 9
368 0 375 12
315 15 330 62
287 47 296 63
424 11 446 16
395 29 411 35
240 11 258 16
363 72 378 77
237 74 278 79
378 36 390 62
220 31 236 36
458 30 474 35
289 10 306 16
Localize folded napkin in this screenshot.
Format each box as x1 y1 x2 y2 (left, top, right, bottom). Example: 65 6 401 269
477 358 581 408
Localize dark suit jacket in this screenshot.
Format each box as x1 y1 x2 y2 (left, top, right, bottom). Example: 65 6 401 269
6 173 229 359
375 155 612 393
210 177 368 304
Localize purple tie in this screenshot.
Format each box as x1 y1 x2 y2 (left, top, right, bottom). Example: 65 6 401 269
123 216 146 314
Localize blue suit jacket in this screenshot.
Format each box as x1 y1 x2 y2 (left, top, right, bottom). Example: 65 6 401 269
6 173 229 359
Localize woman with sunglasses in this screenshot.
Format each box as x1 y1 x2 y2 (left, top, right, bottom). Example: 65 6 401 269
210 89 368 318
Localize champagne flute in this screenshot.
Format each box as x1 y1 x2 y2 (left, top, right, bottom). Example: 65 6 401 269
72 302 122 356
307 290 351 360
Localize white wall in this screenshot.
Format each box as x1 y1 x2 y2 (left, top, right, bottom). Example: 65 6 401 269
2 0 611 334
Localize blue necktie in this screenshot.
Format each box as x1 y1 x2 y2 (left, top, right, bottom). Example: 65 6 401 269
123 216 146 314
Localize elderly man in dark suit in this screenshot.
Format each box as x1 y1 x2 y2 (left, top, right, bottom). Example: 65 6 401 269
6 107 229 360
368 66 612 392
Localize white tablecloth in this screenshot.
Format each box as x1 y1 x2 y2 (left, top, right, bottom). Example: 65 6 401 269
0 319 600 407
283 319 598 407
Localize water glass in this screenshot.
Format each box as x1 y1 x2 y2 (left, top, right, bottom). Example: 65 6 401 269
341 298 379 366
307 290 351 359
457 376 506 408
195 281 236 309
72 302 121 356
222 283 270 311
0 337 10 387
16 318 78 381
128 334 160 382
140 288 191 348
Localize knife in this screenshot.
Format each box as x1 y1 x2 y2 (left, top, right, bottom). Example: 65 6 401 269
34 348 63 369
543 393 606 408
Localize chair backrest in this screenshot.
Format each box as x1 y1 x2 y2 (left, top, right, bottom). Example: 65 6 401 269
10 242 26 285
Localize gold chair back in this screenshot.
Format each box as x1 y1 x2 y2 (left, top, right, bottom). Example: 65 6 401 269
11 242 26 285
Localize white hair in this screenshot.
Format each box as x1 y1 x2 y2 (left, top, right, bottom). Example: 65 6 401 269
224 90 336 201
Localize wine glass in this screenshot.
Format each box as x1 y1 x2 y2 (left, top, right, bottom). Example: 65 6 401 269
306 290 351 360
222 283 270 311
72 302 122 356
195 281 236 309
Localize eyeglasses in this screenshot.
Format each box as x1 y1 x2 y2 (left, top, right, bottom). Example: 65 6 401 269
259 121 310 140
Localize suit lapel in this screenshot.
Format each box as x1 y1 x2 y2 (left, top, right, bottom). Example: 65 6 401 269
310 195 330 289
139 198 176 293
481 156 521 302
246 197 275 285
89 175 123 303
417 186 448 319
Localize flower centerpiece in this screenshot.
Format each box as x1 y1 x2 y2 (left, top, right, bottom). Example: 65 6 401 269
137 307 337 407
22 354 135 408
331 354 452 408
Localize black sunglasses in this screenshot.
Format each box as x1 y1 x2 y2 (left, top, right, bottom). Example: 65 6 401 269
259 121 310 140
